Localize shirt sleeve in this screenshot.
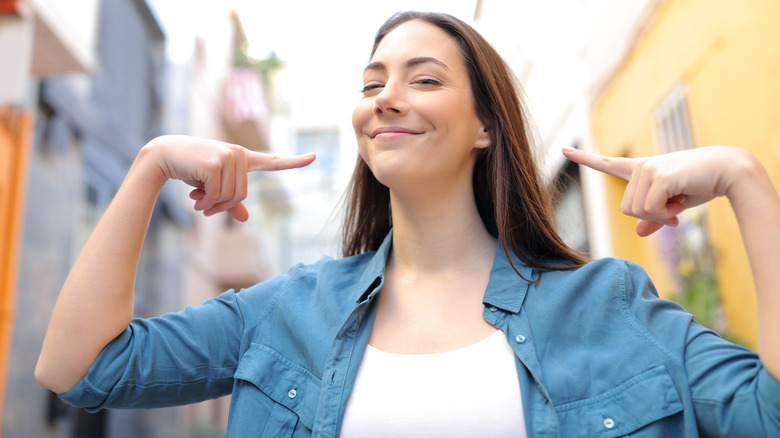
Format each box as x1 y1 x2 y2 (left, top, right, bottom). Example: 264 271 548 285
684 319 780 435
622 260 780 435
58 288 250 412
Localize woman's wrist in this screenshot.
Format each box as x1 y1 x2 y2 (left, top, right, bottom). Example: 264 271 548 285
724 148 773 213
131 138 172 193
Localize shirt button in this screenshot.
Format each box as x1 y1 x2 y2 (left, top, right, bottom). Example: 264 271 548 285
603 417 615 429
288 389 298 399
488 306 498 312
515 335 527 343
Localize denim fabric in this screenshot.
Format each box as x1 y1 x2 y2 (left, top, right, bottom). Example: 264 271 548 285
61 231 780 437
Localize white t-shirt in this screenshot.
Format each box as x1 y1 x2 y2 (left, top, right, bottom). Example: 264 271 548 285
341 330 527 437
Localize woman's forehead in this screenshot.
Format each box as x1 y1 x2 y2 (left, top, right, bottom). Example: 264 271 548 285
370 20 462 65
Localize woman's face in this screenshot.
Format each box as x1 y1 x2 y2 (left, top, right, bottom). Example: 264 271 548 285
352 19 488 194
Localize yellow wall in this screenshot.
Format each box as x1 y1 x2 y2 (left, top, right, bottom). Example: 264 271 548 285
591 0 780 348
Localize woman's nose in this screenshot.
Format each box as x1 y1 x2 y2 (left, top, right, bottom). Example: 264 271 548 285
373 82 406 115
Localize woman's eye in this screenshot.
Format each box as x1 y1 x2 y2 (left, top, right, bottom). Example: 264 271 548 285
360 84 383 93
415 78 442 86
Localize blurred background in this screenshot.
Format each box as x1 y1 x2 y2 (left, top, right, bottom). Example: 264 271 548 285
1 0 779 436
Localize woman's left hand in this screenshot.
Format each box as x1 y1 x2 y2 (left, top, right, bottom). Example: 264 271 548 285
565 144 780 380
562 146 753 236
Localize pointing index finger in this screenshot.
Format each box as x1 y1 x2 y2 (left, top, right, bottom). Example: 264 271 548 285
247 151 316 172
562 147 635 181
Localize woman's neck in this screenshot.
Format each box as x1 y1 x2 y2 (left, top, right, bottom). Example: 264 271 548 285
388 187 496 274
371 182 499 354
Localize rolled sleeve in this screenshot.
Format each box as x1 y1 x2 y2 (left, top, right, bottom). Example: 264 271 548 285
621 260 780 435
684 320 780 436
58 360 115 412
758 370 780 426
59 289 247 411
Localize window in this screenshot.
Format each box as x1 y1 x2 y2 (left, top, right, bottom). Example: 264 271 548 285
654 84 694 153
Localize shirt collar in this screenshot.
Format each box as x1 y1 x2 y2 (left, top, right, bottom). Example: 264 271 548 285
351 230 532 314
482 240 533 314
353 229 393 304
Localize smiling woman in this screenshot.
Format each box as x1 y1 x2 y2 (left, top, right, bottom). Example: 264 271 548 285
352 20 488 203
35 10 780 438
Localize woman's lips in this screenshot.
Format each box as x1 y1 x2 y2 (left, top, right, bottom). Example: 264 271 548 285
370 127 422 139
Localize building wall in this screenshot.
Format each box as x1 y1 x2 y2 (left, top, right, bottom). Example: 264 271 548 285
0 107 33 428
8 124 86 438
2 0 188 436
590 0 780 347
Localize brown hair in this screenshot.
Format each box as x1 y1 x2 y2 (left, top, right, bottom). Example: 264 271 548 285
342 11 588 273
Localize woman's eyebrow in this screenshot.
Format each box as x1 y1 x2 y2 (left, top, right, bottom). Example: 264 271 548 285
363 57 450 74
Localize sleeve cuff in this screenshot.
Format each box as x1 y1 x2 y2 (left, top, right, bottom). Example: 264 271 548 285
57 373 111 413
758 368 780 425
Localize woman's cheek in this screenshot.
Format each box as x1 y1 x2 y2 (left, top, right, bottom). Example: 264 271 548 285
352 100 373 166
351 100 372 135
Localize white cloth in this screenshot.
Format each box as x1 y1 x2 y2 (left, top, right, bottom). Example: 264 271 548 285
340 330 527 437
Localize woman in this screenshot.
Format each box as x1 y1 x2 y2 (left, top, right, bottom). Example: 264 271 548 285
36 11 780 437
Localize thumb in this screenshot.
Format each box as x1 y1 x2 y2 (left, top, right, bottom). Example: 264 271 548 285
227 203 250 222
636 219 672 237
635 195 686 237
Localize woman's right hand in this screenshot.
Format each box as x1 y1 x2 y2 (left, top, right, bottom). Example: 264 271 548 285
36 136 314 394
145 135 316 221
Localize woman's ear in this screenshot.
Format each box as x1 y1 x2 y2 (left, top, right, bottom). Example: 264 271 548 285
475 127 491 149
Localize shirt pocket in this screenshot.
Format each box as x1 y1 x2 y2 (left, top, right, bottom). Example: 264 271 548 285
555 366 683 437
230 343 321 437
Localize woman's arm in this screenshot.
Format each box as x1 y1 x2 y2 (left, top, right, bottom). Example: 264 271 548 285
35 135 314 394
563 146 780 380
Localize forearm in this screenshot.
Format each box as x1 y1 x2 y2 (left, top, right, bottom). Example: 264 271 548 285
726 151 780 380
36 145 168 394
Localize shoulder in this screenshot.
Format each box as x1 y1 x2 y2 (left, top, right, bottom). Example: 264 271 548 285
229 252 380 378
526 257 694 370
530 257 690 339
536 257 653 297
234 251 378 328
285 251 377 283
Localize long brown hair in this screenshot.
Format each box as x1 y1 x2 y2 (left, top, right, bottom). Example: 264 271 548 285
342 11 589 272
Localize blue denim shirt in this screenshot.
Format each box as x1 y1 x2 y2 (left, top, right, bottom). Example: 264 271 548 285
61 232 780 437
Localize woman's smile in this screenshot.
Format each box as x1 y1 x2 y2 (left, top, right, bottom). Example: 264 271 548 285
370 126 424 141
